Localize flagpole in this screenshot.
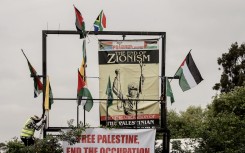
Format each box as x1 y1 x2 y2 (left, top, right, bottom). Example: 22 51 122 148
21 49 29 62
47 111 49 128
160 33 170 153
21 49 44 78
77 104 79 126
135 101 138 129
83 105 86 127
106 101 108 126
42 31 47 138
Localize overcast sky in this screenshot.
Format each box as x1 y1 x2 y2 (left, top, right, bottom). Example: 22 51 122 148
1 0 245 143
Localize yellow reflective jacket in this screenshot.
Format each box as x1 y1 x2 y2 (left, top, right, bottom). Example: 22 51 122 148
20 118 35 138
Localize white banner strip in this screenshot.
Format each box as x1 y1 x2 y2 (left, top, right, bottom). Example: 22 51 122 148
63 128 156 153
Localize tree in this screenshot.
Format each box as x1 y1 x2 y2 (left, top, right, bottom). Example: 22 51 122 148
3 136 63 153
59 119 89 145
198 86 245 152
213 42 245 93
168 106 206 139
0 142 6 151
4 137 24 153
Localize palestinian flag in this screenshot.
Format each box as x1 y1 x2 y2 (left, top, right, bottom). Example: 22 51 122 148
166 78 175 103
74 5 86 38
28 63 43 98
21 49 43 98
77 70 93 112
94 10 106 32
175 52 203 91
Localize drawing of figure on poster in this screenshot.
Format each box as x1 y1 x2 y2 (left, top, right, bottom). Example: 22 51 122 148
112 61 145 115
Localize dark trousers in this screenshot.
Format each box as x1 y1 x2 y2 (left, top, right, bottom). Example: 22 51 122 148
21 137 35 146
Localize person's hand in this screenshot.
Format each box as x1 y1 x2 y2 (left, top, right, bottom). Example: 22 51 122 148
42 119 46 124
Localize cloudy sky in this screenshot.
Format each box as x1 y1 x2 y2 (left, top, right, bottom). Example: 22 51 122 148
1 0 245 142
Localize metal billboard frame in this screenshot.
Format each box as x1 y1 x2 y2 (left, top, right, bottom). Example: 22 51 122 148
42 30 170 152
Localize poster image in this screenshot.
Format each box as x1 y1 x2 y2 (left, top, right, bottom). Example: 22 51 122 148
99 40 160 128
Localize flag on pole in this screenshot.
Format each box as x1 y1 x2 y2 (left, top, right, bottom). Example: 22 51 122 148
77 70 93 112
166 78 175 104
175 52 203 91
21 49 43 98
44 77 53 110
74 5 86 38
106 76 113 107
79 40 87 83
94 10 106 32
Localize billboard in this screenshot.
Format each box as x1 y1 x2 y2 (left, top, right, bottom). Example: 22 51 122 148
99 40 160 128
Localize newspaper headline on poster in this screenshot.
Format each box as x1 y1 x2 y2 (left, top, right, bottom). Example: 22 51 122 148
62 128 156 153
98 40 160 128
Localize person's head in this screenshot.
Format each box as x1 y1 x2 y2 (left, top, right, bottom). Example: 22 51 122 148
128 82 138 98
31 115 41 123
115 69 120 75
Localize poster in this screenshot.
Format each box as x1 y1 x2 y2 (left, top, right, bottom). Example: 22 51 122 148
63 128 156 153
99 40 160 128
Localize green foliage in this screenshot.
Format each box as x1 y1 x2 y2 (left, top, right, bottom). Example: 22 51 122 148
198 86 245 152
213 42 245 93
212 86 245 118
168 106 206 139
155 142 162 153
58 119 89 145
28 136 63 153
0 142 6 147
4 137 24 153
171 140 193 153
171 140 182 151
163 86 245 152
3 136 62 153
